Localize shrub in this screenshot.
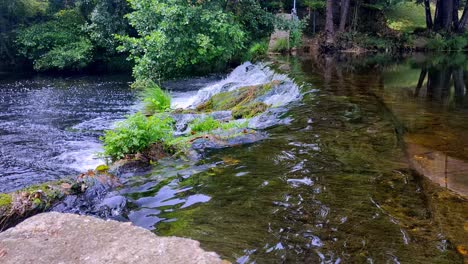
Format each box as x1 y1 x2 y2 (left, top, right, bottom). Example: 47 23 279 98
117 0 246 80
139 80 171 114
244 40 269 61
446 35 468 51
101 112 174 161
426 35 447 51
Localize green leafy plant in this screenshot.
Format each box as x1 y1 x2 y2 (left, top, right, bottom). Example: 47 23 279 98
219 120 249 130
16 9 94 71
244 40 269 61
190 117 221 133
117 0 246 80
139 80 171 114
101 112 174 161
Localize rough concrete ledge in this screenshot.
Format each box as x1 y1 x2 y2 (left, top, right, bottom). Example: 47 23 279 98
0 212 224 264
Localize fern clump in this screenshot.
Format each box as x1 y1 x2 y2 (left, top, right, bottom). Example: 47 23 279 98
101 112 173 161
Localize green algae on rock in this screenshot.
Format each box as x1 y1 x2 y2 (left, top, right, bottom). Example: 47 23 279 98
0 180 73 230
195 81 283 119
0 167 122 231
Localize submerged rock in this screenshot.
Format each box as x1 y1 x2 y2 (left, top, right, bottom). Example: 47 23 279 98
191 129 268 151
51 170 127 218
0 212 224 264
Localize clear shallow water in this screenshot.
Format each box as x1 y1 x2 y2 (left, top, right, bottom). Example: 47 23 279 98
115 55 466 263
0 75 136 192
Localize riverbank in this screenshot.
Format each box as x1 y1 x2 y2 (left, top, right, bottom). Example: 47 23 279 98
0 212 224 264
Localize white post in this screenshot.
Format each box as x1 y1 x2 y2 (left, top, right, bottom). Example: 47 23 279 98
292 0 297 18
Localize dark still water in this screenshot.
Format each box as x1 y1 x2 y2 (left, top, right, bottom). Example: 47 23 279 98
0 75 136 192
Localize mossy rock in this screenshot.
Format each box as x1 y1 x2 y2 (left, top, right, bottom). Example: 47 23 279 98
96 165 109 173
232 102 269 119
0 194 12 208
195 81 281 118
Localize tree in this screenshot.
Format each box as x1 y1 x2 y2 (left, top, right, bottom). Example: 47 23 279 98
325 0 335 44
458 0 468 31
423 0 433 29
16 9 94 71
85 0 132 55
0 0 49 63
117 0 246 80
339 0 351 32
303 0 325 34
420 0 468 32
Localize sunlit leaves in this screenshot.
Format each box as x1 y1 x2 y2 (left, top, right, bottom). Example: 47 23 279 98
117 0 246 80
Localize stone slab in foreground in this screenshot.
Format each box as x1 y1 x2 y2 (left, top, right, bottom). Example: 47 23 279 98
0 212 224 264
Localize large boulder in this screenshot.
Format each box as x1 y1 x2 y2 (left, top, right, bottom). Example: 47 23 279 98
0 212 224 264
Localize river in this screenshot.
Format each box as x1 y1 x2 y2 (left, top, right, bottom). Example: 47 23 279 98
1 54 467 263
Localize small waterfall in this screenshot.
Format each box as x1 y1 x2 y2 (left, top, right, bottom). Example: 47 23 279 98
171 62 301 110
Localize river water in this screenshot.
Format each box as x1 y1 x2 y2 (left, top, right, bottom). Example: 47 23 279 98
1 54 468 263
0 74 136 192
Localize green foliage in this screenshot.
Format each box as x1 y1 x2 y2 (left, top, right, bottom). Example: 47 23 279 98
229 0 275 42
0 194 12 207
5 0 131 70
219 120 249 130
139 80 172 114
275 17 305 49
117 0 246 80
259 0 284 12
426 34 468 51
35 39 94 70
189 116 249 134
244 40 269 61
272 38 290 52
445 36 468 51
385 1 426 33
16 9 93 70
289 19 305 48
101 112 174 161
336 31 412 51
85 0 131 55
303 0 326 10
190 117 221 133
232 102 269 119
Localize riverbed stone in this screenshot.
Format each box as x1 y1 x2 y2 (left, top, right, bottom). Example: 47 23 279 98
0 212 224 264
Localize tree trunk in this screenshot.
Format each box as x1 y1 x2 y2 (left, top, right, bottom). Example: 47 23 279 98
313 10 316 34
434 0 454 31
453 68 465 105
339 0 350 32
325 0 335 44
415 68 427 97
453 0 460 29
458 0 468 31
424 0 433 30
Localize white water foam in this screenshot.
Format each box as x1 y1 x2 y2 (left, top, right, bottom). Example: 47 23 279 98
170 62 301 110
55 141 104 171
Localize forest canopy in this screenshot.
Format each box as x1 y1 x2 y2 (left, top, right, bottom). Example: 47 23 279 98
2 0 468 75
